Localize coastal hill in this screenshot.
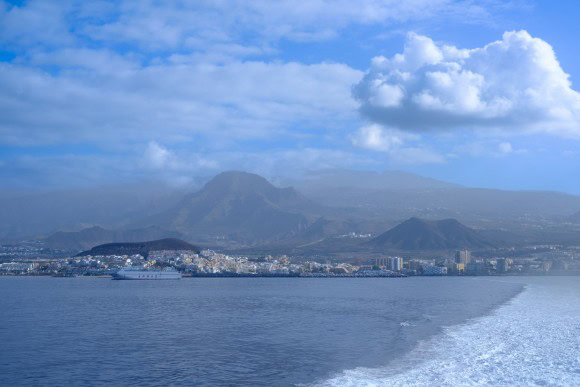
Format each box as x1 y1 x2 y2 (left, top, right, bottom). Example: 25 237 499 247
76 238 200 257
45 225 184 251
368 217 494 250
139 171 322 243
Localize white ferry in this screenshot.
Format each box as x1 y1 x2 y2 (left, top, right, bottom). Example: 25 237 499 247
112 266 182 280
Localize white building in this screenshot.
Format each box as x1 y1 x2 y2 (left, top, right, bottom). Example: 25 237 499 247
422 265 447 275
388 256 403 272
375 256 403 271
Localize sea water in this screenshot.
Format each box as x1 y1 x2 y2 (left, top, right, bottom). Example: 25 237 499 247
0 276 576 386
319 277 580 386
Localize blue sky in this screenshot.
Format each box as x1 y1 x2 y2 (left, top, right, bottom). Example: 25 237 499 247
1 0 580 193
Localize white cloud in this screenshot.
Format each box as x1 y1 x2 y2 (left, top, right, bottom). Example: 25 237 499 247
0 1 74 47
368 82 405 108
143 141 219 178
79 1 491 49
355 30 580 138
0 145 384 190
350 124 444 164
455 140 526 158
350 124 411 152
0 0 544 182
0 59 362 146
28 48 138 74
144 141 171 169
1 1 517 51
498 142 513 154
389 147 446 164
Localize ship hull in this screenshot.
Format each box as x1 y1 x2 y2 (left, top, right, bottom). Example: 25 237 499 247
112 269 181 280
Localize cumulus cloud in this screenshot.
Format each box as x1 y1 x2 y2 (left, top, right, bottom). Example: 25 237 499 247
355 30 580 137
350 124 411 152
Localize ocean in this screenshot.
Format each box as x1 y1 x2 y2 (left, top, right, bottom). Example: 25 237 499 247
0 276 578 386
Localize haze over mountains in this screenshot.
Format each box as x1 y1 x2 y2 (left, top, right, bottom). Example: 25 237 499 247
0 186 185 241
44 226 184 251
288 170 580 220
3 169 580 252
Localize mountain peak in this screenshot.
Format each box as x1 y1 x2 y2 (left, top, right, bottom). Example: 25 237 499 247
202 171 280 195
196 170 304 207
145 171 317 243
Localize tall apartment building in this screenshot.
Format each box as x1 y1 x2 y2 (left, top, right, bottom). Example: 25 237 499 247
388 256 403 271
455 249 472 265
374 256 403 271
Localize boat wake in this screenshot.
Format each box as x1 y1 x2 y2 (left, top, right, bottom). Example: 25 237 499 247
316 278 580 386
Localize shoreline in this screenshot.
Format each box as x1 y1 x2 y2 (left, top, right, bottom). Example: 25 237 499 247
1 272 579 279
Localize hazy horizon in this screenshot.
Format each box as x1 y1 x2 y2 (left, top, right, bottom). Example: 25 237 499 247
3 167 580 197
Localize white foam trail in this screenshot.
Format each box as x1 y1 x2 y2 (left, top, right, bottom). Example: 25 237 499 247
316 278 580 386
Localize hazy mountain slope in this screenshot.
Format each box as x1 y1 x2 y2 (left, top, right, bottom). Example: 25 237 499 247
568 211 580 223
368 217 494 250
288 169 580 222
285 169 458 192
0 186 185 241
141 171 324 243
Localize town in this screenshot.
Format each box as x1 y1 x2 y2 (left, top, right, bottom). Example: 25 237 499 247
1 243 579 278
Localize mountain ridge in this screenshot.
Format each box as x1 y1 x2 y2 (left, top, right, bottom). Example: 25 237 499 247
5 169 580 248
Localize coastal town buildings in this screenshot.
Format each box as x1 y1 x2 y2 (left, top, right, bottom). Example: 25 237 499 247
1 243 579 277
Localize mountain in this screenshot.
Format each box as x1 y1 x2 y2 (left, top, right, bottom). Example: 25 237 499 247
6 169 580 249
368 217 494 250
288 169 580 221
140 171 323 243
76 238 200 257
44 226 184 251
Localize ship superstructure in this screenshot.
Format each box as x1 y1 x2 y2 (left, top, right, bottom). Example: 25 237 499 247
112 266 182 280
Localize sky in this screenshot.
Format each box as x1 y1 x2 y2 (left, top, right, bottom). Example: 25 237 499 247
1 0 580 193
